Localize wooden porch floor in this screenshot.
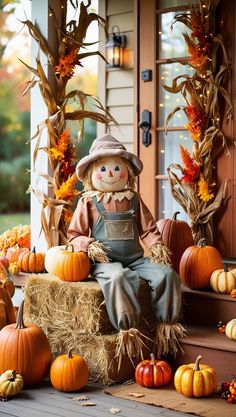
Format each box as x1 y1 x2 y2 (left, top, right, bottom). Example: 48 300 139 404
0 379 192 417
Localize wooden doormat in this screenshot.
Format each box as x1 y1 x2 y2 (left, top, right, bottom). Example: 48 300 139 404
104 382 236 417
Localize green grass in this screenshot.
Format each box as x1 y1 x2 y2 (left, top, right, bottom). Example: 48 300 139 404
0 213 30 234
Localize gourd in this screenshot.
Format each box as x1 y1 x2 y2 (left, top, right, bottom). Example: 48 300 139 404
0 301 52 386
156 212 194 273
50 348 88 392
225 319 236 341
18 247 45 273
45 244 91 282
179 238 223 289
174 355 217 397
210 264 236 293
0 370 24 396
8 262 20 276
135 353 172 388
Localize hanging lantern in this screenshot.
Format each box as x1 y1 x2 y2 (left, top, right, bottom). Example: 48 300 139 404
105 25 126 69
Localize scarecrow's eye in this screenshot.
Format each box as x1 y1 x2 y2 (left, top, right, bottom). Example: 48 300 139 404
114 165 120 171
100 166 106 172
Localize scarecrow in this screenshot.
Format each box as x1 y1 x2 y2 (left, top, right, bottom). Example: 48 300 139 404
67 133 184 360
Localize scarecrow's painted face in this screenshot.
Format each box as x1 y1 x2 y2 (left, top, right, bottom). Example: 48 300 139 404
91 156 129 192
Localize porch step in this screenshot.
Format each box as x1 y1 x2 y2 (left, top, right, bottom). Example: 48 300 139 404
182 285 236 327
176 325 236 382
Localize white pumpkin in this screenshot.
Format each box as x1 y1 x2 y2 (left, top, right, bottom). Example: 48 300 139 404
225 319 236 341
210 265 236 293
45 245 66 275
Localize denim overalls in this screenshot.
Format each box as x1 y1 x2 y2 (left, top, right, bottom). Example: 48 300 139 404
91 196 181 332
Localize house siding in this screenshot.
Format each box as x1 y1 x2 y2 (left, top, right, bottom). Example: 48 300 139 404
98 0 135 153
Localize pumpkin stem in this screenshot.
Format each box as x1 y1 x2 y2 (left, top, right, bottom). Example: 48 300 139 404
9 370 17 381
150 353 156 366
193 355 202 371
67 347 73 358
32 246 36 253
15 300 26 329
197 238 207 248
223 263 228 272
172 211 180 221
65 244 74 253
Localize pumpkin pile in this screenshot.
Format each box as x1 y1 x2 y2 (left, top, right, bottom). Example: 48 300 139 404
45 244 91 282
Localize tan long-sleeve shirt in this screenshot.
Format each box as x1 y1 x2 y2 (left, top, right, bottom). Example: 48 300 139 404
67 191 163 252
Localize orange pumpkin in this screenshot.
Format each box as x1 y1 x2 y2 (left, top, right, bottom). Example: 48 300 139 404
179 238 223 289
18 247 45 273
0 301 52 386
135 353 172 388
0 284 16 325
45 244 90 282
157 212 194 273
0 300 7 330
6 246 28 264
50 348 88 392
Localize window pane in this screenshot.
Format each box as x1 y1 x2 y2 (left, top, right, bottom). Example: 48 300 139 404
158 180 189 222
159 63 195 127
158 130 193 175
158 12 191 59
158 0 193 7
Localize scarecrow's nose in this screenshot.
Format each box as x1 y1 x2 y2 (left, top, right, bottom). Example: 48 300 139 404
108 170 113 177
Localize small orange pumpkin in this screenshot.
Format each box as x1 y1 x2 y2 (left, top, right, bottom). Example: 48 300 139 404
174 355 217 397
179 238 223 289
0 301 52 386
50 348 88 392
18 247 45 273
135 353 172 388
45 244 90 282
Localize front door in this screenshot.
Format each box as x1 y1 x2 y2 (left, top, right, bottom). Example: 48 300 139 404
136 0 236 257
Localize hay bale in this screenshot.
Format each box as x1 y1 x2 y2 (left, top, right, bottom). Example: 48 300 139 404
24 273 155 335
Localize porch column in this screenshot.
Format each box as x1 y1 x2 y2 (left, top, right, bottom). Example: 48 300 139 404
30 0 62 251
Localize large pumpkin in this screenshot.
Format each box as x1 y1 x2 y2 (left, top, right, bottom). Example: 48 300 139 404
210 264 236 294
18 247 45 273
174 355 217 397
45 244 91 282
135 353 172 388
225 319 236 341
0 301 52 385
157 212 194 273
50 348 88 392
179 238 223 289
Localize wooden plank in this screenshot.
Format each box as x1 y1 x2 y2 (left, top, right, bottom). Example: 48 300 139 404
107 69 134 89
108 106 134 124
108 13 134 32
107 0 133 16
109 124 134 142
107 88 133 106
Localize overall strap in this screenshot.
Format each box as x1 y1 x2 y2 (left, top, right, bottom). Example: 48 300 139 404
92 196 106 214
129 195 139 212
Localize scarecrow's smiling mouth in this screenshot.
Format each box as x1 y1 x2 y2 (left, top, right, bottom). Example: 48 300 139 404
101 179 120 185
